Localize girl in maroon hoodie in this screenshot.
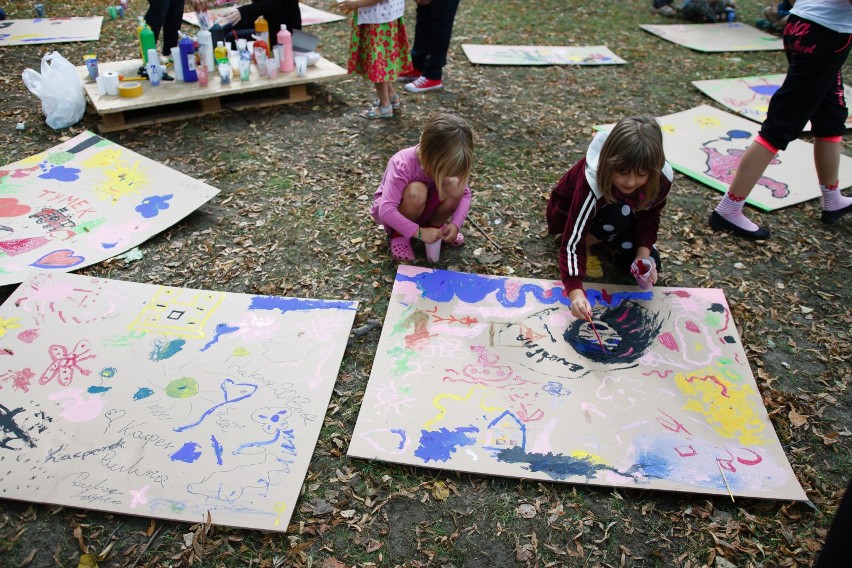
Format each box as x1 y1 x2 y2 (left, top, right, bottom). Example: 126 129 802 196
546 116 674 320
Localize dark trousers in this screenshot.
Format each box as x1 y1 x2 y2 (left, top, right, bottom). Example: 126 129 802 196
588 203 662 272
815 476 852 567
761 15 851 151
411 0 460 80
230 0 301 47
146 0 185 55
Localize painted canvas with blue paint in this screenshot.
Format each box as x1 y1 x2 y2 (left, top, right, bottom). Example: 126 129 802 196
348 266 807 501
461 45 626 66
0 131 218 286
0 272 357 531
0 17 103 46
640 22 782 52
692 74 852 131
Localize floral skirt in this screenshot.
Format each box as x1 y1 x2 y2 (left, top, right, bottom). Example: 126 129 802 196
347 16 413 83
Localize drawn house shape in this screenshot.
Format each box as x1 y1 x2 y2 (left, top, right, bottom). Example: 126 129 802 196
482 410 526 452
129 288 225 338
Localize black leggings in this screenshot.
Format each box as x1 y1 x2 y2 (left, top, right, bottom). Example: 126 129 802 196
145 0 185 55
761 15 851 150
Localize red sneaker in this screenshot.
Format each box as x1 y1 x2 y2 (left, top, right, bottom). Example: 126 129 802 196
397 68 421 82
404 76 443 93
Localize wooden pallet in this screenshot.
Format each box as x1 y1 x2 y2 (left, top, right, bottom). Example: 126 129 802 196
78 57 345 132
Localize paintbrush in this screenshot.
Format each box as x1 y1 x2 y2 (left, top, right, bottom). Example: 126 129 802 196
717 460 735 502
584 311 608 354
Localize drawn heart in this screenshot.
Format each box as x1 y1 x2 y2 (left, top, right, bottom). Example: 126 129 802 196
17 329 39 343
0 198 31 217
0 236 49 257
31 249 85 269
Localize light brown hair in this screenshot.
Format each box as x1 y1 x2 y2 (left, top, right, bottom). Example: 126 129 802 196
419 113 474 200
596 115 665 211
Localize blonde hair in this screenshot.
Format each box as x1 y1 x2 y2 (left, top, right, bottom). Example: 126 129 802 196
596 115 665 211
419 113 474 200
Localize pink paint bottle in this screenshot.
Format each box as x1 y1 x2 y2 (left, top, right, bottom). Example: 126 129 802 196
277 24 294 73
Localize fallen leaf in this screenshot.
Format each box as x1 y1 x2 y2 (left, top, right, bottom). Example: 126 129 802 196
789 408 808 428
517 503 537 519
432 481 450 501
77 553 98 568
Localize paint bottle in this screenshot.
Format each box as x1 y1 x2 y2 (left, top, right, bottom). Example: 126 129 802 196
277 24 294 73
197 28 215 73
253 40 269 76
170 46 184 81
178 33 198 82
139 24 156 65
214 41 228 64
254 15 270 56
239 50 251 81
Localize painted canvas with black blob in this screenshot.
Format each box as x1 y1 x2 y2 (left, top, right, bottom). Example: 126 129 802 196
0 131 218 286
348 266 807 501
0 17 103 46
0 272 357 531
692 74 852 131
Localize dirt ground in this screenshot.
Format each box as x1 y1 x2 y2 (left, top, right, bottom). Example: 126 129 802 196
0 0 850 566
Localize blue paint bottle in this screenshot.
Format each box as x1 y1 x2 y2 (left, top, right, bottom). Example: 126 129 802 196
178 33 198 82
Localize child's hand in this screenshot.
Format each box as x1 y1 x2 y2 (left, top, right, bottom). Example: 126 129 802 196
419 226 442 244
338 0 359 12
441 223 460 244
216 7 240 24
568 288 592 321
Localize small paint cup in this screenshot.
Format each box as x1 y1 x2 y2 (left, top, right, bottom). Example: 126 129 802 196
294 55 307 77
217 62 232 84
34 3 45 17
84 55 99 80
197 64 208 87
108 6 117 19
117 5 125 17
425 240 441 263
266 58 278 79
630 258 654 290
239 57 251 81
147 63 162 86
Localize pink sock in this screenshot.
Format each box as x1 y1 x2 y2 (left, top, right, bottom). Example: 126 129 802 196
821 181 852 212
715 191 760 232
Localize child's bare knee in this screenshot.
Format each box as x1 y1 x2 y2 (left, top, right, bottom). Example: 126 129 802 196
402 182 429 206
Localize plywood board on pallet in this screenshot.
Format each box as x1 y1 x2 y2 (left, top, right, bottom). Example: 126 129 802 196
76 56 346 115
640 22 782 52
348 266 807 502
0 17 102 46
0 131 218 285
0 272 357 532
462 44 626 65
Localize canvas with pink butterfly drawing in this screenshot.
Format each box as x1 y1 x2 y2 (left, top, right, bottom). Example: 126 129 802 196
0 131 218 286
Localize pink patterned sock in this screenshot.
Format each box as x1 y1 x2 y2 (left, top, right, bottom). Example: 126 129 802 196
821 181 852 212
715 191 760 232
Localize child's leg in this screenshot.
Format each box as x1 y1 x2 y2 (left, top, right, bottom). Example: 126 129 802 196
423 182 465 228
711 140 774 237
388 182 430 262
815 137 852 221
373 81 390 108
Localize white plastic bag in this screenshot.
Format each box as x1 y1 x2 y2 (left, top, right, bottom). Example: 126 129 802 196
22 51 86 130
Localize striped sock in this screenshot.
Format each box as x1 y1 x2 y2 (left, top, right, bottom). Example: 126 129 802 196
715 191 759 232
821 181 852 212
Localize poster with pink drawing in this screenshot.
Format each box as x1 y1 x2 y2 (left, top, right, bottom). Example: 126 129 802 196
348 266 807 501
461 44 626 65
640 23 782 52
0 131 218 286
0 17 103 46
0 272 357 532
651 105 852 211
183 3 344 27
692 74 852 131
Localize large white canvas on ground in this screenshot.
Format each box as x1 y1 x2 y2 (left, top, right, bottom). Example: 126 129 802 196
0 17 103 46
0 272 358 532
0 131 219 286
461 44 626 65
349 266 807 501
692 74 852 130
183 3 344 27
640 23 782 52
653 105 852 211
